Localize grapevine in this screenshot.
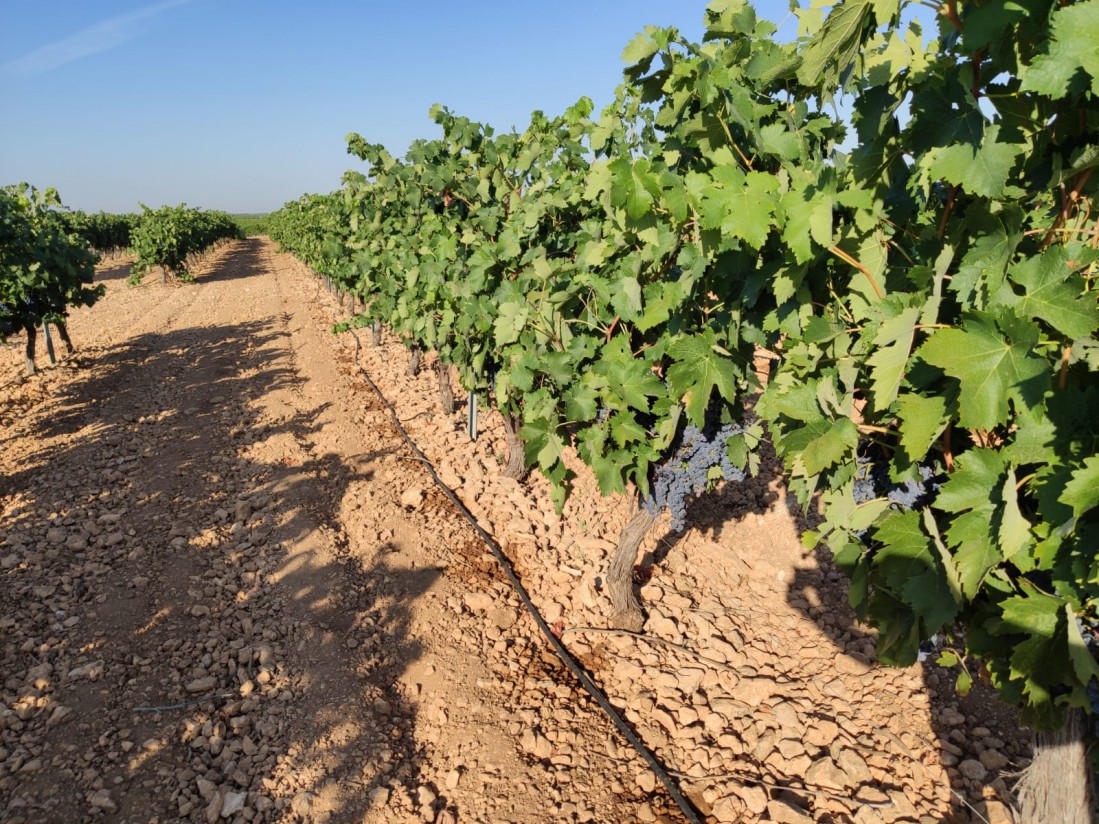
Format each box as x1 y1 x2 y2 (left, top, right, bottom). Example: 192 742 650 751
266 2 1099 792
0 184 103 374
128 204 242 283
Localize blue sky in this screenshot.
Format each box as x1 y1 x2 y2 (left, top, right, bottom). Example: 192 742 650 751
0 1 797 214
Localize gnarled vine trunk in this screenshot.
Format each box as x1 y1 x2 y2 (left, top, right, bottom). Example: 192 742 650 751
55 321 75 355
407 344 421 377
500 413 527 481
371 321 382 347
434 360 454 415
1016 709 1092 824
607 507 656 632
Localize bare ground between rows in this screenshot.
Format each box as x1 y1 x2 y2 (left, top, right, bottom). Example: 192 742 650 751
0 239 656 824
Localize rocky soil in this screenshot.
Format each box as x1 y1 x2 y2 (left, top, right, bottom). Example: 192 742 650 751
1 238 1030 823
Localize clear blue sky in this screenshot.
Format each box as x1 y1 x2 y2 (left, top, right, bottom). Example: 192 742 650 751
0 1 797 214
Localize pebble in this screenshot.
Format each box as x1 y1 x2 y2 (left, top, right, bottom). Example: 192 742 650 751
220 790 246 818
959 759 988 781
290 792 316 817
835 652 872 675
979 748 1009 771
767 799 812 823
735 784 768 814
401 486 425 510
805 756 851 789
368 787 390 807
89 789 117 813
735 678 774 705
67 660 105 681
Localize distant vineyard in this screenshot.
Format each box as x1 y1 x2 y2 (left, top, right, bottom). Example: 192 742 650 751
55 210 137 255
128 204 242 284
230 213 269 237
0 184 104 373
2 192 249 372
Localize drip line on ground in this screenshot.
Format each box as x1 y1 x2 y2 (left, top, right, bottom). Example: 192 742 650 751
344 326 704 824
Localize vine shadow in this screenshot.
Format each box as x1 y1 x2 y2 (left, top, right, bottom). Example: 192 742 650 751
0 281 438 822
784 540 1032 822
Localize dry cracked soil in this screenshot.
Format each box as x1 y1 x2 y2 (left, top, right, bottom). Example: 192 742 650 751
1 238 1030 824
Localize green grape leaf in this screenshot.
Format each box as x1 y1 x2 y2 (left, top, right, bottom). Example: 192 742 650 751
493 301 529 346
870 510 959 632
564 381 600 423
666 330 739 426
797 0 873 86
918 313 1049 430
782 416 859 476
597 337 664 413
926 124 1023 199
948 510 1001 599
1066 604 1099 683
896 393 949 462
935 448 1005 513
1000 246 1099 339
759 122 802 161
999 468 1032 561
1062 456 1099 520
700 167 778 249
1021 1 1099 97
781 185 833 263
608 157 660 220
621 29 660 66
866 305 919 409
610 411 648 447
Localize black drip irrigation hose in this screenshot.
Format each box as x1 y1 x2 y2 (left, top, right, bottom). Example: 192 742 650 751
346 329 704 824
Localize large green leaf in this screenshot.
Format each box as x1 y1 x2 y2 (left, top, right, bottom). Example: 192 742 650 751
1021 1 1099 97
1062 456 1099 520
926 124 1023 199
666 330 739 426
918 313 1050 430
999 246 1099 340
797 0 873 86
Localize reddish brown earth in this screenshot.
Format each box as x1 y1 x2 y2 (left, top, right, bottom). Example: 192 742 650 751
0 238 1029 823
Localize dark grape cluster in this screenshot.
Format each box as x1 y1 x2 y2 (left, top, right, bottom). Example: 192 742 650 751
1076 616 1099 737
853 451 941 512
643 422 747 531
0 302 14 337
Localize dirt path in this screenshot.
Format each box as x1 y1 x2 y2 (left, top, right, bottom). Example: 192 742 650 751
2 238 1031 824
0 239 658 823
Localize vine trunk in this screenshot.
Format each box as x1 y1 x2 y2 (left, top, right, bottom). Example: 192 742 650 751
1016 708 1092 824
607 507 655 632
434 360 454 415
501 413 526 481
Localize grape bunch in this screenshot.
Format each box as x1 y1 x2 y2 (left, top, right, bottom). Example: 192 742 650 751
643 421 748 531
0 302 14 338
853 450 941 512
1072 614 1099 737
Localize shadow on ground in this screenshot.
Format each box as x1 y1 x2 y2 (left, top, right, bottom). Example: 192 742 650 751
784 535 1031 821
0 241 435 822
